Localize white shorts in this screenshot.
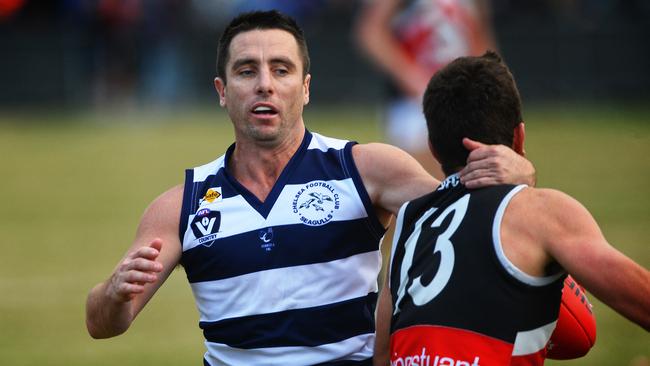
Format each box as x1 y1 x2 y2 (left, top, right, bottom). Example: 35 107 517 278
384 97 429 152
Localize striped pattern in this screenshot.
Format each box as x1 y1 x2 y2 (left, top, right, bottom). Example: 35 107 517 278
179 131 385 365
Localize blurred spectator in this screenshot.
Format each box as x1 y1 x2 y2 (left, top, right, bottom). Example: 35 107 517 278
355 0 497 179
0 0 25 20
139 0 193 108
90 0 142 109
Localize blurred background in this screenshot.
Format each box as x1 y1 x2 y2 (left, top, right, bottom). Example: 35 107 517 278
0 1 648 365
1 0 649 110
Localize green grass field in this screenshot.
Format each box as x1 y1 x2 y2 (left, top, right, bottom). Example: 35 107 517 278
0 103 648 365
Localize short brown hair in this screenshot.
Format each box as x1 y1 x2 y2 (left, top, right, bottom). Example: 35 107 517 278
423 51 523 175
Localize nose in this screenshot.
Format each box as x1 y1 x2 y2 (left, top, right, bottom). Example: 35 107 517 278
256 68 274 96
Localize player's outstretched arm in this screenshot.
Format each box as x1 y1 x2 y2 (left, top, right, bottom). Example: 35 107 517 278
85 185 183 338
459 137 536 188
534 189 650 331
354 141 537 217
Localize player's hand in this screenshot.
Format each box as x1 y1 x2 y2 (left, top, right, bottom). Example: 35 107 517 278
107 239 163 302
459 138 536 188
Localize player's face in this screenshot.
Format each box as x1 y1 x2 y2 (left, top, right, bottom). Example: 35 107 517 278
215 29 311 146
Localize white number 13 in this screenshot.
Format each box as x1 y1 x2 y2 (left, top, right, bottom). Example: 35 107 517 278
394 194 470 314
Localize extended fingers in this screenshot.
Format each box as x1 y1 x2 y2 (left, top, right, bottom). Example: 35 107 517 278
131 245 161 261
460 169 500 188
466 144 505 162
123 256 163 273
460 155 509 188
109 259 160 302
113 282 146 301
123 268 158 284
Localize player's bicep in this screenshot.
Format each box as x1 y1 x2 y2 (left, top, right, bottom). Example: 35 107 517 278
541 190 650 329
541 191 613 284
353 143 438 215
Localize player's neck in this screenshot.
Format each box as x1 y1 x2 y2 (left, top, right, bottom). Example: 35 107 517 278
229 130 303 201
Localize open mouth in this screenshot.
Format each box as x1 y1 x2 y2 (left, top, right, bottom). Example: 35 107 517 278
251 105 278 117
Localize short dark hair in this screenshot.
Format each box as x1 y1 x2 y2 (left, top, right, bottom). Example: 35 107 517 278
216 10 310 83
423 51 523 176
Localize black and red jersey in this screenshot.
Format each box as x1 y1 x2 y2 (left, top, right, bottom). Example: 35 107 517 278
388 174 566 366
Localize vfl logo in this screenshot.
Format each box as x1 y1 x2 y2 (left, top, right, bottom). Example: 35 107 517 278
191 208 221 247
258 227 275 252
292 181 340 226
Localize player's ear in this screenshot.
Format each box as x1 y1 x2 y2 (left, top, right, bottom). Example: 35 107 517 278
303 74 311 106
513 122 526 157
214 77 226 107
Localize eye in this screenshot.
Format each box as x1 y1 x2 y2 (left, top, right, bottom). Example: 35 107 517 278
274 68 289 76
238 69 255 77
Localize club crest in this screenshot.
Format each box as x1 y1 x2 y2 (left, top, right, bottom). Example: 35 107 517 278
292 181 341 226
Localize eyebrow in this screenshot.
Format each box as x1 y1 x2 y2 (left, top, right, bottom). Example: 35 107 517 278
230 56 297 71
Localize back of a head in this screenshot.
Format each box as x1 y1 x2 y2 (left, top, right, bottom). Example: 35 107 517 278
216 10 310 83
423 51 523 176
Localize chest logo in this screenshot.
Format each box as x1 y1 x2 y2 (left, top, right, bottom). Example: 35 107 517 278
292 181 341 226
259 227 276 252
199 187 222 207
191 208 221 247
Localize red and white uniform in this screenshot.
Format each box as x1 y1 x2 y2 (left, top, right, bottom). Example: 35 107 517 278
393 0 485 74
384 0 490 151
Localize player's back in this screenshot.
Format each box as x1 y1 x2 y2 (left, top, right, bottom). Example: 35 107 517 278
388 174 566 365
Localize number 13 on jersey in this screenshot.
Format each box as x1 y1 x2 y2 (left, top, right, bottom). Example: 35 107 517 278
393 194 470 314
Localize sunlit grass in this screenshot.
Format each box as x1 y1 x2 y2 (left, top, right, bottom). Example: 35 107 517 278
0 103 647 365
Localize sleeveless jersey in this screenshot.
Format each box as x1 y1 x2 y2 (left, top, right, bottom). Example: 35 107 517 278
179 130 385 366
388 175 566 366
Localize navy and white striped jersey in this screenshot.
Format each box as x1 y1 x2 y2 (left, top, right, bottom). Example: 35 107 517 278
179 130 386 366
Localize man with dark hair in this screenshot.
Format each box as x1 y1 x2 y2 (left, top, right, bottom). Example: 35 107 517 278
374 51 650 365
424 51 523 175
216 10 311 83
85 12 535 365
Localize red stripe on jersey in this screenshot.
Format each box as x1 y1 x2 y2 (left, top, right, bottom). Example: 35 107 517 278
390 325 515 366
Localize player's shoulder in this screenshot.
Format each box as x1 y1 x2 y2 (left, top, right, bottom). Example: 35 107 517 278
142 185 184 223
512 187 581 210
131 184 184 243
352 142 408 160
352 142 428 177
510 187 594 234
153 184 184 206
